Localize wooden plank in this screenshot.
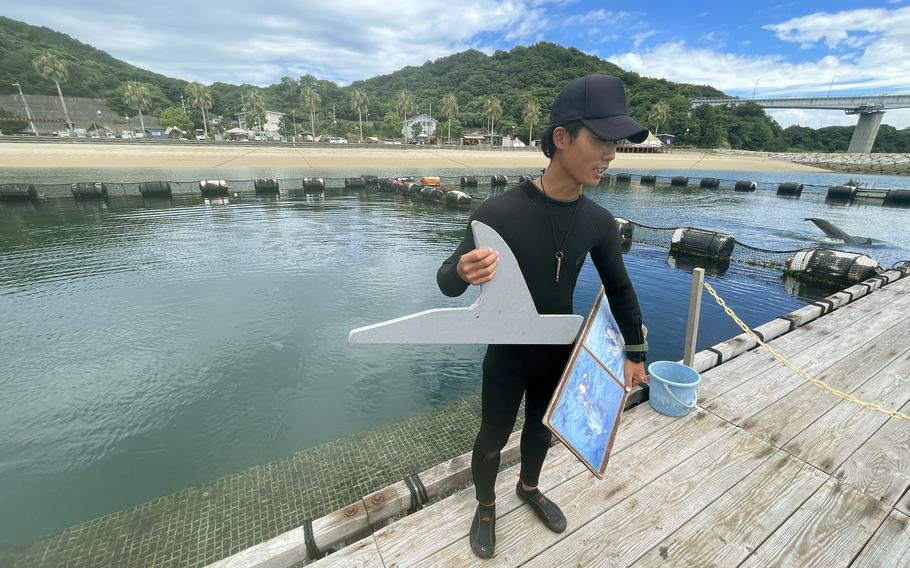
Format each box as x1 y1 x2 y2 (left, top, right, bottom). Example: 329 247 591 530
417 410 735 566
377 441 585 567
703 304 910 426
850 509 910 568
740 325 910 448
784 349 910 474
739 477 891 568
898 487 910 517
632 452 827 567
522 429 777 568
372 402 686 567
835 396 910 506
307 535 385 568
362 428 523 530
695 286 909 405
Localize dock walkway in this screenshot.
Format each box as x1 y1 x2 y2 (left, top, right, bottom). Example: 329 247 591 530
312 274 910 567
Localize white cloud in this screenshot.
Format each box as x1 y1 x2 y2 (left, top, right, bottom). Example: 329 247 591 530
632 30 658 48
3 0 556 85
608 6 910 122
769 108 910 129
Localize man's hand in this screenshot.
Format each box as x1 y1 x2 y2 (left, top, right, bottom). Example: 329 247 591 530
456 247 500 285
624 359 647 392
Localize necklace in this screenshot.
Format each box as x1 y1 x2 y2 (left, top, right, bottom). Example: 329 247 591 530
538 176 580 283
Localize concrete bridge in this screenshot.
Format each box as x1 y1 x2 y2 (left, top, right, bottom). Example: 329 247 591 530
691 94 910 153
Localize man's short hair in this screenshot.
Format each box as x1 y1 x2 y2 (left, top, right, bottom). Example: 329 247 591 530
541 120 584 159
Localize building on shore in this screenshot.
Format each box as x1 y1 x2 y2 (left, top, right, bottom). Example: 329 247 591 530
402 113 437 143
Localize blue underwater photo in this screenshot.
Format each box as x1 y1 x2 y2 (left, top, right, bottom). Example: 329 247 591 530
550 349 625 470
582 293 626 384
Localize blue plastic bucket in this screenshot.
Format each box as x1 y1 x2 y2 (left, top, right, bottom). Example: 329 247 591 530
648 361 701 417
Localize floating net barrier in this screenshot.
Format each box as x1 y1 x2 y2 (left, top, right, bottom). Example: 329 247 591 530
4 174 902 288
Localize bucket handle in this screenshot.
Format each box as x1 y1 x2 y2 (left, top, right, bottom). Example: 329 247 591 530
661 382 697 409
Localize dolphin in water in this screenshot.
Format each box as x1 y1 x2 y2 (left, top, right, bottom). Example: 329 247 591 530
804 218 873 245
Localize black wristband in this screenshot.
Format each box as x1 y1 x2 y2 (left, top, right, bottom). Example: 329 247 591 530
625 351 646 363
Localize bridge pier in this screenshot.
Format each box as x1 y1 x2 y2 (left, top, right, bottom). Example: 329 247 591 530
847 111 884 153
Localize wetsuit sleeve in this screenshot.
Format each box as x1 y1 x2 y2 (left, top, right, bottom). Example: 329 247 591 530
589 210 648 359
436 215 476 297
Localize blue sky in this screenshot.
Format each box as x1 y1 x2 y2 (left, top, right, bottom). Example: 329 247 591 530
5 0 910 127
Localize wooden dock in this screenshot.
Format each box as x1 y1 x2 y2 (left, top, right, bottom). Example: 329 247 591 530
309 272 910 567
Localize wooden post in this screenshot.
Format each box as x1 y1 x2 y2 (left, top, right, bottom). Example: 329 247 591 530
684 268 705 368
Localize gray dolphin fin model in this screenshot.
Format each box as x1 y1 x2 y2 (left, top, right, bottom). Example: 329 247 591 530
804 218 873 245
348 220 584 344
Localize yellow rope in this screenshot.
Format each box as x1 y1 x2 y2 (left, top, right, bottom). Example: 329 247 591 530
702 281 910 421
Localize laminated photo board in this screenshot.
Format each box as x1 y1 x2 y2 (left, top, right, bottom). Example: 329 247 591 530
543 287 627 479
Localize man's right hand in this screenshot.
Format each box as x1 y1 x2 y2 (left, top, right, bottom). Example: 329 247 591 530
456 247 500 285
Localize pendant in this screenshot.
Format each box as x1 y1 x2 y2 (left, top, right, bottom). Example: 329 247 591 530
555 251 564 283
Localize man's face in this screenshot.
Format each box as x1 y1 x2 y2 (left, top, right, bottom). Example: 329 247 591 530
559 127 616 187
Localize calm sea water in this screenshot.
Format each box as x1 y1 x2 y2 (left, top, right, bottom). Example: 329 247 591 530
0 164 907 547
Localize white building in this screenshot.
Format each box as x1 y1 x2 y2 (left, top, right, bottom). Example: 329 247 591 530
236 110 285 140
402 113 437 141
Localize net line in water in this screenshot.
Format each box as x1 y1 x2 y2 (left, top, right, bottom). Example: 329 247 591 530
2 175 896 283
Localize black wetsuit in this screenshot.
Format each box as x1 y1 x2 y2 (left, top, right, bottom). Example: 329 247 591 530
436 180 647 504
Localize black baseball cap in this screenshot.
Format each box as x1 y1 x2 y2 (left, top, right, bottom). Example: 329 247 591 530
549 74 649 143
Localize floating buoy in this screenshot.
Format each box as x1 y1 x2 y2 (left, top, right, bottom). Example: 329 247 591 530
734 180 757 192
420 176 441 187
490 175 509 186
460 176 478 187
785 249 879 285
670 228 735 260
253 179 280 195
614 216 634 240
0 183 37 201
884 188 910 207
699 178 720 188
826 185 856 201
614 173 632 183
671 176 689 187
303 178 325 193
199 179 228 196
344 177 365 189
777 182 803 197
72 182 109 199
430 188 445 201
361 175 379 187
639 175 656 185
139 181 172 198
420 185 436 199
445 190 472 205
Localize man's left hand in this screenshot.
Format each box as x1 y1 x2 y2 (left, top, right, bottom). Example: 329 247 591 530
624 359 647 392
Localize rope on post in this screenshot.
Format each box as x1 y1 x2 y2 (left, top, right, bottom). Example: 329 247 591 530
702 281 910 421
303 519 326 560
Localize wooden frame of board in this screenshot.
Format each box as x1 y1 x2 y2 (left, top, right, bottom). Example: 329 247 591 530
543 287 628 479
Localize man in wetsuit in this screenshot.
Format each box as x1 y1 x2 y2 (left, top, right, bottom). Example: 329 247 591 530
436 74 650 559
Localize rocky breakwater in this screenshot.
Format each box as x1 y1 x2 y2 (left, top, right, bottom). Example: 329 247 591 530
769 152 910 176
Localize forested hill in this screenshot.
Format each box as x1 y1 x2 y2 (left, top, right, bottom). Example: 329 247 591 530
1 16 908 152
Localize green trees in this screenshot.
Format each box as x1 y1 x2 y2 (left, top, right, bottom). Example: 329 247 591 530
350 88 368 143
396 89 414 125
522 100 540 144
186 82 212 138
245 89 266 134
484 97 502 135
647 101 669 134
301 87 320 139
32 51 73 132
123 81 149 133
379 111 403 139
441 94 458 143
158 107 193 134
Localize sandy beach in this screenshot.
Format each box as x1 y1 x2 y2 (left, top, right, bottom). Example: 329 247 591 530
0 142 829 172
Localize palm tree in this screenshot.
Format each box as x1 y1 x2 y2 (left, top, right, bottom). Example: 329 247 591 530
441 94 458 144
301 87 320 140
246 89 266 136
396 89 414 128
123 81 149 134
484 97 502 136
33 52 73 132
522 100 540 145
350 88 368 143
186 82 213 138
648 101 669 135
